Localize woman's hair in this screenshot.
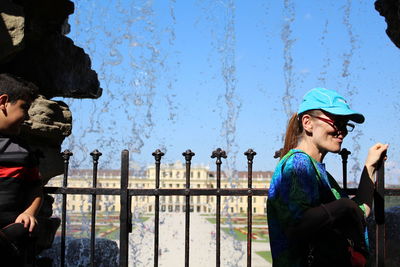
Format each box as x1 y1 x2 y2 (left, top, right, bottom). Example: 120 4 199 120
280 110 319 158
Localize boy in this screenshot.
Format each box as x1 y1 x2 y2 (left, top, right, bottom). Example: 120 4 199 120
0 73 41 265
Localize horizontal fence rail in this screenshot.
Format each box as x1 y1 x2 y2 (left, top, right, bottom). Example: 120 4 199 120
43 148 394 267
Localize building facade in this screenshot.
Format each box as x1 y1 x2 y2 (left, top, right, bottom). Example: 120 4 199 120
48 161 272 215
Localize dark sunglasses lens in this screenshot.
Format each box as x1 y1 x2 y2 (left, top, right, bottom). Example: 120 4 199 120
335 120 354 132
346 123 355 132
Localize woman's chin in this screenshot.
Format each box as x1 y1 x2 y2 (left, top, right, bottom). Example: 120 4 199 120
330 144 342 153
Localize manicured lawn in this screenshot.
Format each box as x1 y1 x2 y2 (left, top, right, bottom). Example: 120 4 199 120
206 217 217 224
205 215 267 225
142 216 150 222
56 213 149 240
222 227 247 241
255 251 272 263
59 224 120 239
222 227 269 243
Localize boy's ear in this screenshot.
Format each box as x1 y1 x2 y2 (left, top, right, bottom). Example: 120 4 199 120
0 94 9 111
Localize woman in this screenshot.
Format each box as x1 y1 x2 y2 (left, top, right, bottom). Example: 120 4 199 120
267 88 388 267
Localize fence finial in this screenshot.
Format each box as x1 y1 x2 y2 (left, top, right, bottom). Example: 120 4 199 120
90 149 102 163
62 150 73 163
339 148 351 162
211 148 227 164
182 149 195 162
244 149 256 163
273 149 282 159
152 149 165 163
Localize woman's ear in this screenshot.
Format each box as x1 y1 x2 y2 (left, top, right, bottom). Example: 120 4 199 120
301 114 313 133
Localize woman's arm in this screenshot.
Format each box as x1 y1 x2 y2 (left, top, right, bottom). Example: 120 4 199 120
286 198 364 241
353 143 388 217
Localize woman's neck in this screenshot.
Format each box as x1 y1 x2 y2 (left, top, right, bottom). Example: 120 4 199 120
295 140 326 162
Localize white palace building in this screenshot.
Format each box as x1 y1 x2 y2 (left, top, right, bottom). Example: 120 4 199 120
47 161 272 215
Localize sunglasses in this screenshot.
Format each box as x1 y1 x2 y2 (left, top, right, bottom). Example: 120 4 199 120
310 115 355 132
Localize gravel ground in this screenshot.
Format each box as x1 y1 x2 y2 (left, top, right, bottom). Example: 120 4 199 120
128 213 272 267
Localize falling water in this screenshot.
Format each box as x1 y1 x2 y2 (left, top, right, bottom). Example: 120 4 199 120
341 0 356 85
165 0 178 123
218 2 244 263
317 20 330 86
58 0 180 264
195 0 244 265
341 0 363 183
63 0 181 168
281 0 296 119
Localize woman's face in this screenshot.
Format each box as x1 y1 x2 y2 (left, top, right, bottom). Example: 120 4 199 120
305 110 350 154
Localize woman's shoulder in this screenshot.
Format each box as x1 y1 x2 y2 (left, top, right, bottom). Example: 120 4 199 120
279 149 316 174
281 149 313 165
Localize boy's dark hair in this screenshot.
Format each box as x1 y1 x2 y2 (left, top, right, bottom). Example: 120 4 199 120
0 74 38 103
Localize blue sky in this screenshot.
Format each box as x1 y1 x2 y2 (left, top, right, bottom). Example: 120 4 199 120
59 0 400 185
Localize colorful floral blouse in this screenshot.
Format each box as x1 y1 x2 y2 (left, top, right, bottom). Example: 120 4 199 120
267 149 348 266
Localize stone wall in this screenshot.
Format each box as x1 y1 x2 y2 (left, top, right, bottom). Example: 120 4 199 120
0 0 102 180
375 0 400 49
0 0 102 258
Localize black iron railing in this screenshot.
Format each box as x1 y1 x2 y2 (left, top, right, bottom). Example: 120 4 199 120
43 147 394 267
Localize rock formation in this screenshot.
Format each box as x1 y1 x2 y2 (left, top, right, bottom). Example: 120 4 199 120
0 0 24 62
0 0 102 261
0 0 102 178
19 95 72 184
375 0 400 49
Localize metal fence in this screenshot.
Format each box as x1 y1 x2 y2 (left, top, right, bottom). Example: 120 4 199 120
43 148 396 267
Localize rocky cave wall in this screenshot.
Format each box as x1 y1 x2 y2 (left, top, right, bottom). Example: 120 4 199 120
0 0 102 251
0 0 102 184
375 0 400 49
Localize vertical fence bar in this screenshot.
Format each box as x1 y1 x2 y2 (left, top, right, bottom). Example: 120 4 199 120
339 148 351 190
244 149 256 267
152 149 164 267
60 150 72 267
183 150 195 267
375 158 385 267
90 150 102 267
211 148 227 267
119 150 129 267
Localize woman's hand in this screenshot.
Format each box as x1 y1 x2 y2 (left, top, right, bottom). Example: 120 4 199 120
365 143 389 177
365 143 388 168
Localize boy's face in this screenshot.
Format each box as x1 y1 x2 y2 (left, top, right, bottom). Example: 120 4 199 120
3 99 31 135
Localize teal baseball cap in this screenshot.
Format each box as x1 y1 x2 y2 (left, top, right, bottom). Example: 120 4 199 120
298 88 365 123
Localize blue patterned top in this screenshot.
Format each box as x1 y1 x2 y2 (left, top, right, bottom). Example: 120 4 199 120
267 149 348 266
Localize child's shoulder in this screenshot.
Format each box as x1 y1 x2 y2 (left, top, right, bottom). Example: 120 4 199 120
0 135 38 167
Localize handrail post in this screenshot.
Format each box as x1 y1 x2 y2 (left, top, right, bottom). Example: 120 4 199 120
90 149 102 267
211 148 227 267
61 150 72 267
119 150 129 267
339 148 351 190
244 149 256 267
152 149 164 267
375 157 385 267
183 149 195 267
